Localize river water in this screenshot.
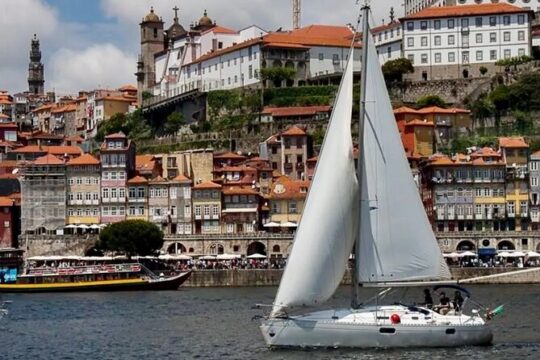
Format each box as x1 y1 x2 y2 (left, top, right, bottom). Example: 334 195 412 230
1 285 539 360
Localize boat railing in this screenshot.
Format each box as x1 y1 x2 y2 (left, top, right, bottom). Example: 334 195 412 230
22 263 142 277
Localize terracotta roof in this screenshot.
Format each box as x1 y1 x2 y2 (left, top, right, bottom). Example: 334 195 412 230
66 153 100 166
65 135 84 142
201 25 237 35
264 42 310 49
222 185 259 195
12 145 81 155
470 147 501 158
405 118 434 127
0 160 17 168
127 176 148 185
193 181 222 189
307 156 318 162
33 154 64 165
189 37 262 64
149 175 167 184
290 24 354 39
96 95 136 103
270 178 310 200
51 104 76 113
118 84 137 91
136 155 156 171
105 132 127 139
214 151 246 160
402 3 528 20
371 21 401 34
32 104 54 112
0 122 17 128
416 106 470 115
393 106 420 115
499 137 529 148
0 99 13 105
0 113 9 119
281 125 306 136
171 174 192 183
263 105 331 117
0 197 15 207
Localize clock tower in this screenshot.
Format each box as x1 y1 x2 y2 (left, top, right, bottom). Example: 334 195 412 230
28 34 45 95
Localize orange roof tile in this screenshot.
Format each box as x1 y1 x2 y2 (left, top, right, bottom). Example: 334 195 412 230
222 186 259 195
193 181 222 189
12 145 81 155
214 151 246 160
290 24 354 39
270 179 310 200
171 174 192 183
264 42 310 49
470 147 501 158
118 84 137 92
32 104 54 112
0 122 17 128
394 106 421 115
66 153 100 166
127 175 148 184
281 125 306 136
405 118 434 127
0 160 17 168
33 154 64 165
149 175 167 183
136 155 156 171
371 21 401 34
499 137 529 148
201 25 237 35
105 132 126 139
0 197 15 207
416 106 470 115
402 3 529 20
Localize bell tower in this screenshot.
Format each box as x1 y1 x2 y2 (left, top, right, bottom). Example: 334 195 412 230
136 7 165 103
28 34 45 95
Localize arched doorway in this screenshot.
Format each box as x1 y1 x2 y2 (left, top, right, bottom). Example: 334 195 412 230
167 242 187 254
272 245 281 253
209 243 224 255
497 240 515 251
456 240 475 251
247 241 266 256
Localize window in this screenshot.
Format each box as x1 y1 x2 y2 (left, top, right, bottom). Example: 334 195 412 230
407 54 414 64
434 35 441 46
504 32 511 42
420 21 427 30
421 53 428 64
521 201 528 215
475 17 483 27
531 162 539 171
195 205 201 216
504 49 511 59
489 16 496 26
490 50 497 60
461 18 469 28
387 47 392 58
508 201 515 215
434 53 441 63
434 20 441 30
170 187 177 199
102 188 109 199
184 205 191 217
248 65 253 79
503 16 510 26
476 33 483 44
212 204 219 216
421 36 428 47
407 37 414 47
288 201 297 214
518 14 525 25
519 48 526 56
448 52 455 63
518 31 525 41
332 54 339 65
532 177 539 187
448 34 455 45
476 50 483 61
490 32 496 43
137 187 145 198
318 52 324 61
462 51 470 64
448 19 455 29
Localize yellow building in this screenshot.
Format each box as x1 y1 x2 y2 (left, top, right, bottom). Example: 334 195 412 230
500 137 530 231
267 176 309 231
127 176 148 221
192 181 221 234
66 154 101 225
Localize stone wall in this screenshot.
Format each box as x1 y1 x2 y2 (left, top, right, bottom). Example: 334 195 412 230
24 235 98 257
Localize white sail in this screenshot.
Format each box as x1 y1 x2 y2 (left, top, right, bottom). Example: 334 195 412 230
357 33 451 283
271 52 358 316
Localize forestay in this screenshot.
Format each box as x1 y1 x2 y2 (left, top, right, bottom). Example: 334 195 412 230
357 32 451 283
271 51 358 316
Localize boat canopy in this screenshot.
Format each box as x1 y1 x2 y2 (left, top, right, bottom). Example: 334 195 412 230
433 284 471 298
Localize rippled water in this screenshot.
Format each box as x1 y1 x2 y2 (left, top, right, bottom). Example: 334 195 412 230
1 285 539 359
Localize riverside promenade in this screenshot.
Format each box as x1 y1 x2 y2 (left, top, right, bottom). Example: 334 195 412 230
184 267 540 287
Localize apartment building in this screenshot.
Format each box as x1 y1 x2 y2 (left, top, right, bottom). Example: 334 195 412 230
266 177 309 230
192 181 222 234
127 176 148 221
169 174 193 235
66 154 101 225
221 186 259 234
372 21 403 64
401 3 533 80
529 150 540 226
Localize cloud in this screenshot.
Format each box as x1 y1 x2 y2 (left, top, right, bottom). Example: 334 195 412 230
48 44 136 94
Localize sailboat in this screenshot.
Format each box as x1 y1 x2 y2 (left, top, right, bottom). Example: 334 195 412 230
259 3 493 348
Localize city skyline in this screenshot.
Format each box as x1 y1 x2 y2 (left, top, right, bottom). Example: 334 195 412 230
0 0 403 95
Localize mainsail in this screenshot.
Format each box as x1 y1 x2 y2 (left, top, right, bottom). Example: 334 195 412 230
357 31 451 283
271 52 358 316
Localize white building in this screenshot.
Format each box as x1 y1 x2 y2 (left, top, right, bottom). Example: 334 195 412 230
405 0 451 15
401 3 533 80
152 24 361 98
451 0 540 12
372 21 403 64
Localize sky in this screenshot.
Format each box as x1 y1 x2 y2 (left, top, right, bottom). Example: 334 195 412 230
0 0 403 96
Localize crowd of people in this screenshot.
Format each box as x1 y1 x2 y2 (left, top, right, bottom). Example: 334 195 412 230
446 257 540 268
174 258 287 271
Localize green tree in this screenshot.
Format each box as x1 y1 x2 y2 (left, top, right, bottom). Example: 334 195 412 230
489 85 511 112
416 94 447 108
97 220 164 257
382 57 414 83
164 112 185 135
512 110 533 135
495 55 533 70
260 67 296 87
469 95 494 129
142 91 153 100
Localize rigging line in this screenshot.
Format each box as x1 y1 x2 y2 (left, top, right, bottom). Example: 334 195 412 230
364 111 387 165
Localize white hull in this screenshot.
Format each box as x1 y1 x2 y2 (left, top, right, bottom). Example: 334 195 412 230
260 306 492 348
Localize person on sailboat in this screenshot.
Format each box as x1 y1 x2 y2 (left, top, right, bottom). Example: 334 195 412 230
453 291 465 313
434 292 452 315
422 289 433 309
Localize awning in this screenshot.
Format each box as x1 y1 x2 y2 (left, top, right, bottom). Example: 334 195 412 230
478 248 497 256
199 255 217 260
526 251 540 258
216 254 241 260
263 222 280 228
281 221 298 227
458 251 476 257
89 224 101 229
443 252 459 258
222 208 257 213
158 254 192 260
247 253 266 259
78 224 89 229
64 224 77 229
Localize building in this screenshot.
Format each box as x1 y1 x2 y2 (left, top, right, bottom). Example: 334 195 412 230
28 34 45 95
21 154 66 234
156 149 213 181
260 106 331 123
221 186 260 233
0 91 14 120
449 0 540 11
50 103 77 136
401 3 533 80
192 181 221 234
136 154 162 179
127 176 148 221
9 145 82 162
372 20 403 64
0 196 20 248
260 125 311 180
500 136 530 231
100 132 136 224
405 0 450 16
266 176 309 230
66 154 101 226
147 176 170 233
169 174 193 235
529 150 540 226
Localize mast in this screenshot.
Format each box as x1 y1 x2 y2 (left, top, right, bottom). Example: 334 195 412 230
352 2 370 309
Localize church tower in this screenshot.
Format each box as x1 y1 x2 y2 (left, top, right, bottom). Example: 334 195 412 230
28 34 45 95
136 7 165 103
